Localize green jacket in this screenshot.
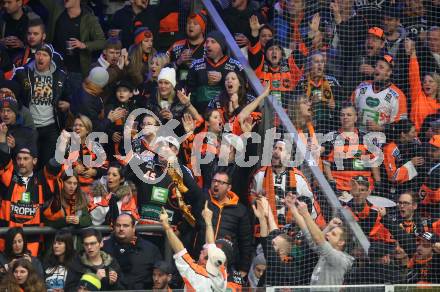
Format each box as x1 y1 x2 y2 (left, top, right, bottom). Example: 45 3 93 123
39 0 105 76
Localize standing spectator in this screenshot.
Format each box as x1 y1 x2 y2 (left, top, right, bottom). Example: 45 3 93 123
43 170 92 229
65 228 123 291
108 0 149 49
0 227 44 277
0 97 38 154
199 171 253 276
103 213 162 290
168 11 207 82
401 0 428 40
186 30 244 112
0 258 46 292
382 119 424 194
72 67 120 132
127 27 156 87
405 38 440 133
289 195 354 288
13 19 64 69
0 125 61 255
0 0 39 56
43 231 75 291
419 135 440 218
13 44 70 168
159 207 228 291
296 51 341 132
40 0 106 90
89 163 139 226
220 0 265 44
322 103 381 193
382 5 406 57
137 52 170 105
91 37 128 101
152 261 173 292
250 140 323 228
351 55 408 133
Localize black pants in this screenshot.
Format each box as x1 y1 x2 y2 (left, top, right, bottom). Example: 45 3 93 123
36 123 59 170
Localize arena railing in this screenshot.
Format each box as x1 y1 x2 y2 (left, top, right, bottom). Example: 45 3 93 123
0 224 173 262
199 0 370 254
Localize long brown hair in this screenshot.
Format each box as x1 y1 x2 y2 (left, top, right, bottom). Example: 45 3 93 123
0 259 47 292
128 42 157 86
60 170 89 211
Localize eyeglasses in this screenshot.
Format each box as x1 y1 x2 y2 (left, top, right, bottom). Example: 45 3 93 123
397 201 413 206
212 179 230 186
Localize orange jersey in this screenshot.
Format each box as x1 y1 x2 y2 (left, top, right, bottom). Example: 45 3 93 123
408 56 440 133
383 142 419 184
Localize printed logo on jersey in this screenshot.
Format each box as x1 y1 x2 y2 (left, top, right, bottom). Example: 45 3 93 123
366 96 380 107
151 186 169 204
10 202 39 223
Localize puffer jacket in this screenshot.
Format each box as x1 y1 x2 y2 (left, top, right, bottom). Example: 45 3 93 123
64 251 124 291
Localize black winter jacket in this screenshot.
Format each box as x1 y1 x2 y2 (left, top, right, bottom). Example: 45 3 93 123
103 235 162 289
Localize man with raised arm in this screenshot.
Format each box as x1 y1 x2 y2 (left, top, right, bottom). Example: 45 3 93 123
159 205 227 292
287 195 354 288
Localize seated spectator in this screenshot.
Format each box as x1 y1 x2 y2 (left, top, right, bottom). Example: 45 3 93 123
77 273 102 291
248 16 303 103
168 11 207 82
137 52 170 105
152 261 173 292
246 253 266 288
351 54 408 133
13 19 63 69
159 207 228 291
322 103 381 193
65 229 123 291
419 135 440 218
91 37 128 101
103 213 162 289
405 38 440 133
407 232 440 284
0 97 37 154
382 119 424 194
0 258 46 292
288 195 354 288
0 129 61 255
0 79 34 129
186 30 244 112
127 27 156 87
296 51 341 132
0 227 43 277
13 44 70 168
72 67 121 132
43 170 92 229
342 176 393 242
89 163 139 226
43 230 75 291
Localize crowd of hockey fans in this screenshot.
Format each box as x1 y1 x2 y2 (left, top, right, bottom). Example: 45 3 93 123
0 0 439 290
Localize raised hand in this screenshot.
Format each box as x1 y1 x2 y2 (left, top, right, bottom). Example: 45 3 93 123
252 198 266 219
182 113 196 133
177 89 191 106
310 13 321 33
297 201 309 216
404 38 416 56
160 207 170 227
202 201 213 223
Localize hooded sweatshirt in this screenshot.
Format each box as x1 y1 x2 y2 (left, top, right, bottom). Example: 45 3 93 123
28 60 57 127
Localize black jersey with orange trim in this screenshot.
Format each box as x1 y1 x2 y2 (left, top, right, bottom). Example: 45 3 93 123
419 162 440 218
186 56 244 112
323 129 375 191
407 254 440 284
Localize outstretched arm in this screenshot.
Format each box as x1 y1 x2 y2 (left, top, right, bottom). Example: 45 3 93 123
160 208 185 253
237 85 270 124
202 201 215 244
297 201 326 245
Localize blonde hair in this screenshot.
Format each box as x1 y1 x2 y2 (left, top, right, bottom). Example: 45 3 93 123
289 95 312 129
425 72 440 100
149 52 170 81
156 81 176 106
75 114 93 133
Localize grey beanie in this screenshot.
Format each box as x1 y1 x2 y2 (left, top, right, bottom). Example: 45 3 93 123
87 67 109 88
